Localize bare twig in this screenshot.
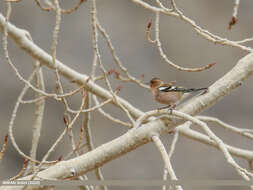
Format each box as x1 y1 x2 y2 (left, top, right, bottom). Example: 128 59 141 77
197 116 253 140
152 135 183 190
7 70 58 165
51 1 77 168
34 0 85 14
155 0 172 12
67 97 113 114
90 0 135 125
34 0 54 11
83 93 107 190
9 159 28 180
148 12 216 72
0 134 8 163
89 33 131 128
20 84 85 104
29 62 45 172
96 20 148 89
163 129 179 190
73 124 86 154
228 0 240 30
92 95 132 127
133 0 253 52
2 9 85 102
65 89 91 190
51 0 67 103
61 0 86 14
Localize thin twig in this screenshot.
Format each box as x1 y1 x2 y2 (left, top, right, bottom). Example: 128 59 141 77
92 95 132 127
83 93 106 190
34 0 54 11
67 97 113 114
163 130 179 190
29 61 45 172
150 12 216 72
2 10 85 102
228 0 240 30
197 116 253 140
96 20 148 89
65 89 91 190
9 159 28 180
34 0 85 14
0 134 8 163
61 0 86 14
7 70 57 165
133 0 253 52
91 0 135 125
26 87 87 183
155 0 172 12
152 135 183 190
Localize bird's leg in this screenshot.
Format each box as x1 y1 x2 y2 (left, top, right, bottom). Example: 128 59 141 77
167 104 176 134
168 104 176 114
157 104 176 133
157 104 176 114
157 105 171 110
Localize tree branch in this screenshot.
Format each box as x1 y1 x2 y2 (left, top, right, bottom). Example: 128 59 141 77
1 11 253 190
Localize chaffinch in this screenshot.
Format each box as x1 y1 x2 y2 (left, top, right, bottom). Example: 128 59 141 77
148 77 208 109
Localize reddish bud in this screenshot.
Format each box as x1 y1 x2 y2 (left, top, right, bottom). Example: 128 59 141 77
147 20 152 29
63 117 67 124
228 17 238 30
115 85 122 92
208 62 216 68
57 155 63 161
4 134 8 143
23 158 29 165
108 69 115 75
140 74 145 79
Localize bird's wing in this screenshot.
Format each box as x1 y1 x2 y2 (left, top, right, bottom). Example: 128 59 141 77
158 85 185 92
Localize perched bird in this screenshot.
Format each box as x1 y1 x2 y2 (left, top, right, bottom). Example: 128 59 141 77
148 77 208 109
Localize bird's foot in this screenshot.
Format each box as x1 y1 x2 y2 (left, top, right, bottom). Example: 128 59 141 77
157 105 171 110
157 104 176 114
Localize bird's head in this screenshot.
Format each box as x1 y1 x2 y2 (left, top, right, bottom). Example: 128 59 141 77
149 77 163 88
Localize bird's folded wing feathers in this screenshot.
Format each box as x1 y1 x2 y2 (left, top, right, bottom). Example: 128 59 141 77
158 86 184 92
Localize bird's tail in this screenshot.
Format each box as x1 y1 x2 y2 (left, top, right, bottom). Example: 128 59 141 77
181 87 208 93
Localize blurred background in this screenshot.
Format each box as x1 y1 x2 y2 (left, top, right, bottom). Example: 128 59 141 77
0 0 253 189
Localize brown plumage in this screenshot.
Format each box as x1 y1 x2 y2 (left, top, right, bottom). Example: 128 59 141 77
148 78 207 108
